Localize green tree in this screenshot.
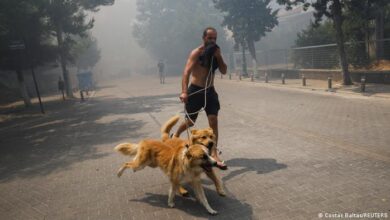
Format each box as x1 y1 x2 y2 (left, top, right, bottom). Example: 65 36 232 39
213 0 278 72
237 42 248 76
132 0 231 74
0 0 55 106
71 34 101 71
45 0 114 97
293 21 338 69
344 1 390 60
294 1 390 69
295 21 336 47
277 0 352 85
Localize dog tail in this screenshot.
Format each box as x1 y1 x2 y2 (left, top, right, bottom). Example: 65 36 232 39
161 115 180 141
114 143 138 156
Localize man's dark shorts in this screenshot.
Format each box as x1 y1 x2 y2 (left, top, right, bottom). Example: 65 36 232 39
185 84 220 121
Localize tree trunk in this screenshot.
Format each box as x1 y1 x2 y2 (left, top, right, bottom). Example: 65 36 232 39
16 70 31 107
56 24 74 97
247 39 257 62
364 1 370 61
365 21 370 60
247 39 258 77
241 43 248 77
332 0 352 85
375 7 384 60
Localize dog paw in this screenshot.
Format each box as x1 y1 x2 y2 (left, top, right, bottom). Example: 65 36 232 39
168 202 175 208
217 189 226 197
208 209 218 215
178 187 189 197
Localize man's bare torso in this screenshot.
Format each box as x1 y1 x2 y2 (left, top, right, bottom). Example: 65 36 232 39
190 45 215 88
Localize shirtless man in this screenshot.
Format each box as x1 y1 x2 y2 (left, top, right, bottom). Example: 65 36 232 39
174 27 227 169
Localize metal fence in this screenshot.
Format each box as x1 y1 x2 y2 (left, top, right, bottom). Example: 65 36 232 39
232 39 390 74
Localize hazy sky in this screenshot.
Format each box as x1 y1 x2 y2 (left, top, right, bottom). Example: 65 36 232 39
91 0 152 76
89 0 312 77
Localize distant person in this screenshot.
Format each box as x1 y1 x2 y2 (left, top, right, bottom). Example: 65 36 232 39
58 76 65 100
158 60 165 84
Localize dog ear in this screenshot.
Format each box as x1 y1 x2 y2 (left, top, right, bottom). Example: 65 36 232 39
207 127 214 134
190 135 199 145
191 129 198 135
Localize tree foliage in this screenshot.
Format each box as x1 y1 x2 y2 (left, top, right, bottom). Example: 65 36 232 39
71 34 101 70
277 0 352 85
294 1 390 68
45 0 114 96
213 0 278 62
132 0 231 73
295 21 336 47
0 0 56 70
293 21 337 69
0 0 113 102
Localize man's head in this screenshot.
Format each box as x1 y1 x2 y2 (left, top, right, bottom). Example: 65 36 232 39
202 27 217 45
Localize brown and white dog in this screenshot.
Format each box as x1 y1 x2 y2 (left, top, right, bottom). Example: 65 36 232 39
114 116 222 214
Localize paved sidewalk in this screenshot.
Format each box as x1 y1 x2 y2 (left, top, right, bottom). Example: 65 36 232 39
222 74 390 99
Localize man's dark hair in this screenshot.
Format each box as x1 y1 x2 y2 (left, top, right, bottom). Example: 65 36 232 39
202 27 217 38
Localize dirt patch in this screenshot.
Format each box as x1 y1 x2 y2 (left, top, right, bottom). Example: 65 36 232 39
351 60 390 71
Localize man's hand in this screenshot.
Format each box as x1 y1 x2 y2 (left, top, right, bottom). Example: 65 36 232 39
204 43 219 58
214 48 222 58
180 92 188 103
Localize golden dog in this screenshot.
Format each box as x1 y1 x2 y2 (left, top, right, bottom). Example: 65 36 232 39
115 134 220 214
160 115 226 197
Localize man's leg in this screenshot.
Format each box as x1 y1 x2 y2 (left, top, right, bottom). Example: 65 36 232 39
162 72 165 84
174 118 194 137
207 115 222 162
61 90 65 100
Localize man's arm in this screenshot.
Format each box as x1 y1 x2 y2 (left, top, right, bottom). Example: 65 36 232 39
215 48 227 75
180 50 198 103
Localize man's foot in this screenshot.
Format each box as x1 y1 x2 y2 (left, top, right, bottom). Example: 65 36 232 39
213 157 227 170
216 161 228 170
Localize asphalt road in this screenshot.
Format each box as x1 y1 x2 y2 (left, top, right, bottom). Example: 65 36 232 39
0 75 389 220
